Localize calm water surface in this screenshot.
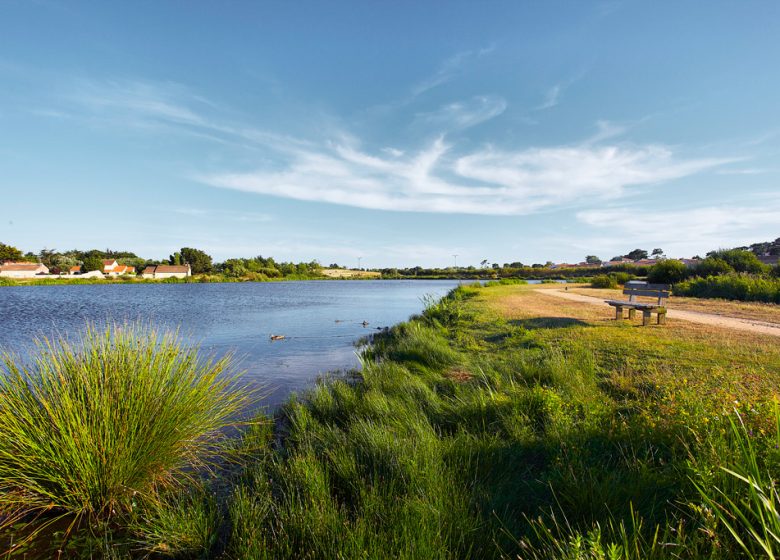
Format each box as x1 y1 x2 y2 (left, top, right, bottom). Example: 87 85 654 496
0 280 461 409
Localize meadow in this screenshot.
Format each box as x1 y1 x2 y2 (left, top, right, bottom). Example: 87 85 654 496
2 283 780 558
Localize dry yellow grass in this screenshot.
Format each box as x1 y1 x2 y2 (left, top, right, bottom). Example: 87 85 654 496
320 268 381 279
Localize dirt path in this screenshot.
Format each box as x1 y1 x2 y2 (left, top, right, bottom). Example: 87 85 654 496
537 289 780 338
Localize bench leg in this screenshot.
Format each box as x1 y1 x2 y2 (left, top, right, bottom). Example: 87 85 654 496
642 310 651 326
615 306 623 320
628 308 636 320
658 312 666 325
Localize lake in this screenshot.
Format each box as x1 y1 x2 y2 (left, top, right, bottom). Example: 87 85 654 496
0 280 462 410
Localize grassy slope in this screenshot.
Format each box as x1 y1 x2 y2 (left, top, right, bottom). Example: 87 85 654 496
227 283 780 559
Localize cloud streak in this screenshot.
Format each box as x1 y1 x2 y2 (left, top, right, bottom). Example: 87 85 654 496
201 135 734 216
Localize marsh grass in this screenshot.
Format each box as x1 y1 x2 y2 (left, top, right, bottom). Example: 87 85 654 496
0 323 250 539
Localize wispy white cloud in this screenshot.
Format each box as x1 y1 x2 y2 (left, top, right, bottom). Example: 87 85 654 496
411 46 495 97
577 200 780 256
536 85 561 110
200 132 734 216
414 95 507 130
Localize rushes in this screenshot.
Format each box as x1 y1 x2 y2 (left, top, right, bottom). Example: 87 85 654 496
0 323 249 527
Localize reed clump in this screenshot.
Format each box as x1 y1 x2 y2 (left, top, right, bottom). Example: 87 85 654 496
0 323 248 529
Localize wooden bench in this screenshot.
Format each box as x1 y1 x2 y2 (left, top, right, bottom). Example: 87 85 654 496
605 281 670 326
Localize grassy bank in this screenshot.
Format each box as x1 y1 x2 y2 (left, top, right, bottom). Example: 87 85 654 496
3 284 780 558
225 283 780 558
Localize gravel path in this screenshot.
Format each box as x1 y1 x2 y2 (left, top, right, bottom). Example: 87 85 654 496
537 289 780 338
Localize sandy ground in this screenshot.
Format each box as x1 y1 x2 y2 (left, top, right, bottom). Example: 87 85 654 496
537 288 780 338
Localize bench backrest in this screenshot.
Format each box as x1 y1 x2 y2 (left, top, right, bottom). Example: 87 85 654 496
624 281 671 305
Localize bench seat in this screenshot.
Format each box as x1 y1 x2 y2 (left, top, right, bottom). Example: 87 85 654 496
604 281 671 326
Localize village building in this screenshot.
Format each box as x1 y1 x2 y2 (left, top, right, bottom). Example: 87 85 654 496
0 262 50 278
105 264 135 277
140 264 191 279
69 265 82 275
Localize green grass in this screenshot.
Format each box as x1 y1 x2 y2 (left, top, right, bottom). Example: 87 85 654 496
222 283 780 559
3 284 780 558
0 324 250 543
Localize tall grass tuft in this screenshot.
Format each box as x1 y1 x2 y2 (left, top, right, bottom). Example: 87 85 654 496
0 323 249 528
695 409 780 559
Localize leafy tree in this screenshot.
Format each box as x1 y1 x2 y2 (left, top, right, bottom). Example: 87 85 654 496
508 261 524 268
180 247 213 274
585 255 601 265
0 242 23 262
169 252 183 266
651 248 664 258
624 249 648 261
480 259 489 268
82 255 104 273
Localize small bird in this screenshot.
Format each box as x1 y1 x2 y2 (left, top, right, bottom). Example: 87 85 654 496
361 321 369 327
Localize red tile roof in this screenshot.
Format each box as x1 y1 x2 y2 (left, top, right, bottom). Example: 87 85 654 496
0 262 45 271
154 265 190 273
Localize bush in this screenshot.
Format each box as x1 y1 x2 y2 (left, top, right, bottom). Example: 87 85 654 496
610 271 636 285
708 249 768 274
591 275 618 289
0 324 250 527
693 257 734 278
674 273 780 303
647 260 688 284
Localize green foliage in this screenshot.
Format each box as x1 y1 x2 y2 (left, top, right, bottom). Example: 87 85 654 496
695 257 735 278
694 409 780 559
180 247 213 274
0 324 249 527
624 248 648 261
647 259 688 284
585 255 602 264
707 249 768 274
81 255 103 272
674 273 780 303
0 242 23 262
591 274 618 289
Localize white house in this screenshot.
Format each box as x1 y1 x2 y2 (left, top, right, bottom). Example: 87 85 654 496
0 262 50 278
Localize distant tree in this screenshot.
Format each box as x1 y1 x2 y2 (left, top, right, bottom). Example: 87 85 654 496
491 263 500 270
0 242 23 262
480 259 489 268
51 254 78 274
531 263 543 268
180 247 213 274
169 252 183 266
624 249 648 261
82 255 104 272
585 255 602 265
38 248 60 269
509 261 524 268
610 256 623 262
545 261 554 268
651 248 664 258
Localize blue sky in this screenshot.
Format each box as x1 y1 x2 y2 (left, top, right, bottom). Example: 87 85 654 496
1 1 779 267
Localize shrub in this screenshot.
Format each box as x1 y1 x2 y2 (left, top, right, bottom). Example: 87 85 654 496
610 271 636 285
694 257 734 278
591 275 618 289
674 274 780 303
647 259 688 284
0 324 249 527
708 249 768 274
